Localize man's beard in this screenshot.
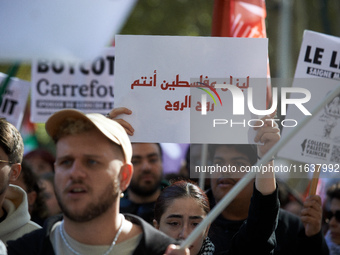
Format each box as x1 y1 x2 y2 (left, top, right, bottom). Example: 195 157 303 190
128 175 162 197
56 179 120 222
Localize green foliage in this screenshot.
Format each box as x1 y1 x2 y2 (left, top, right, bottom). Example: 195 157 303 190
120 0 213 36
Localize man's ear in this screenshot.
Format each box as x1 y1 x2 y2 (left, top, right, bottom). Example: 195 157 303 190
119 163 133 192
153 219 160 229
27 191 37 209
9 163 21 181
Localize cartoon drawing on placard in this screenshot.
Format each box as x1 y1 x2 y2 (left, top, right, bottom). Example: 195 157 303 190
301 139 307 155
319 92 340 141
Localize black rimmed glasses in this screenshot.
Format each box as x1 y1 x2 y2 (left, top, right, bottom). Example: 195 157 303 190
325 210 340 223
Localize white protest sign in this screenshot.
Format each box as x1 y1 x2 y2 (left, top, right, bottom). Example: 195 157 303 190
278 30 340 165
31 47 115 123
0 73 30 129
114 35 268 143
0 0 136 62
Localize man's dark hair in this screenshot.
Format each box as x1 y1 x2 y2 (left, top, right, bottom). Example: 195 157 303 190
20 160 48 223
0 118 24 164
327 182 340 200
132 143 163 161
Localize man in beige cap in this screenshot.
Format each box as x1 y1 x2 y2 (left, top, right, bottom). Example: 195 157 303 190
7 109 188 255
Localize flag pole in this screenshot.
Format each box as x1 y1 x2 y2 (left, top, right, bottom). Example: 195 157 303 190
211 0 231 37
309 165 321 195
180 83 340 249
198 144 208 190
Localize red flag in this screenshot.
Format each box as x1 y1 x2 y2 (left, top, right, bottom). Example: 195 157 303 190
212 0 272 108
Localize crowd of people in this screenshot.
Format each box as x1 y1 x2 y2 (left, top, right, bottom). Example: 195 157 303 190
0 107 339 254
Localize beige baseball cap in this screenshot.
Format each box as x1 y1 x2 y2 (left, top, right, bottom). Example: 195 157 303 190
45 109 132 163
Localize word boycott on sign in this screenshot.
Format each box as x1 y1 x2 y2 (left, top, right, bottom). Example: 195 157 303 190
36 56 115 76
31 48 116 123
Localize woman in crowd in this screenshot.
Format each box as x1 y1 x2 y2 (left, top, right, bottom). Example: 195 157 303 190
153 179 214 255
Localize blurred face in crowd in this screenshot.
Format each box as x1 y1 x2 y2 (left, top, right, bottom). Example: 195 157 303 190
327 198 340 245
41 179 61 217
154 197 208 255
26 156 53 176
129 143 163 197
10 172 37 214
210 145 254 219
54 129 127 222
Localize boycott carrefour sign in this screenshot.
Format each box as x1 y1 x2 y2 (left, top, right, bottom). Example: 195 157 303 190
31 47 115 123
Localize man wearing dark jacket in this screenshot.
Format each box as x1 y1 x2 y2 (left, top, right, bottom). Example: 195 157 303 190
207 143 329 255
7 110 187 255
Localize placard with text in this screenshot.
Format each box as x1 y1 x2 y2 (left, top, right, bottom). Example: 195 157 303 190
31 48 115 123
114 35 268 143
278 30 340 165
0 73 30 129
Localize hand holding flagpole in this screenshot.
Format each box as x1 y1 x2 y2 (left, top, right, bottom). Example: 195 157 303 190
180 83 340 250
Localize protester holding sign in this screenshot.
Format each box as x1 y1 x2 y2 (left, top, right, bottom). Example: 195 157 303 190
109 108 281 254
206 145 329 254
205 114 283 254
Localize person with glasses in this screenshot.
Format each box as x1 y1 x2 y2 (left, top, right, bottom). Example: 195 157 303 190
0 119 41 245
324 182 340 254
